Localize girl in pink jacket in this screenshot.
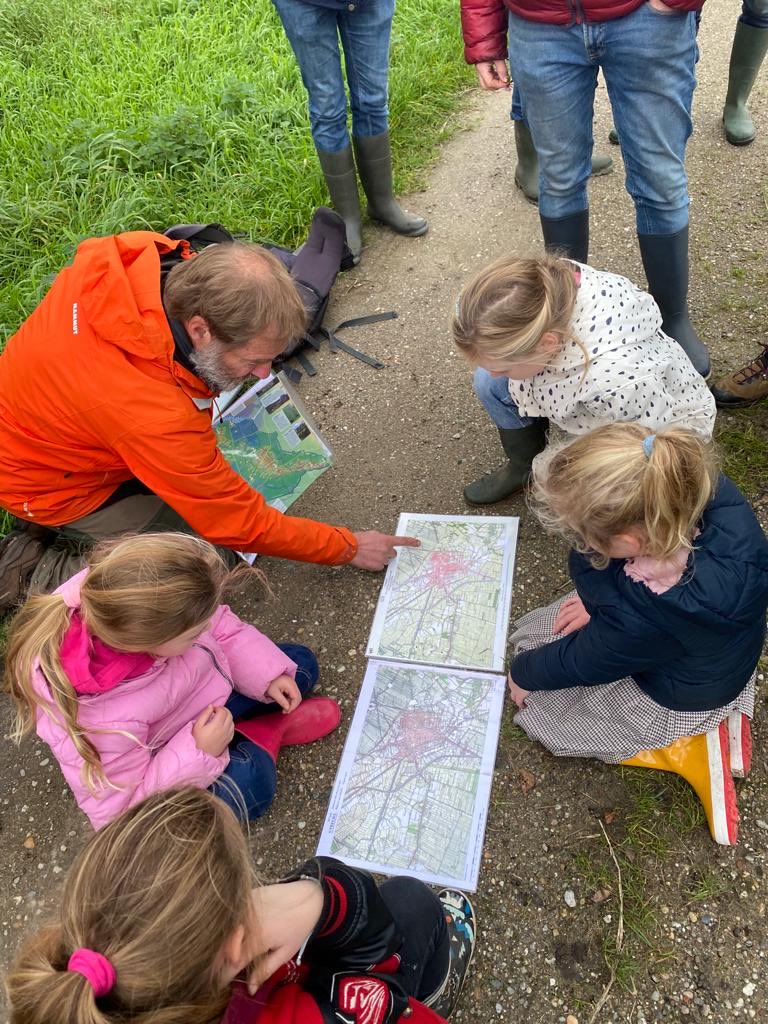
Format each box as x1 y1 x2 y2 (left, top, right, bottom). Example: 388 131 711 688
4 532 340 829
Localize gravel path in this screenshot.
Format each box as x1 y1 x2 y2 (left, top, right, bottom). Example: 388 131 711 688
2 4 767 1019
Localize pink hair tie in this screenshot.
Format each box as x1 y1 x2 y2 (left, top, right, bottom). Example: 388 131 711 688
67 948 116 997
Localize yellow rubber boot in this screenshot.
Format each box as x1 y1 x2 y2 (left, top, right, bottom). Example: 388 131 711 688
621 721 739 846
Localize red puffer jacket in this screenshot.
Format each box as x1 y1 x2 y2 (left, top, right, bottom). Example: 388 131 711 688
461 0 705 65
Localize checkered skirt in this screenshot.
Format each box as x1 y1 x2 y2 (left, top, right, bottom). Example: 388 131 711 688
510 592 755 763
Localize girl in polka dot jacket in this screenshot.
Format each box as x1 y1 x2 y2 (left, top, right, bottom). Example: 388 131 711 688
452 253 716 506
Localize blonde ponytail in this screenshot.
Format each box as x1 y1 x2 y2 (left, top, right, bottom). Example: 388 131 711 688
531 423 718 567
4 594 106 788
6 788 254 1024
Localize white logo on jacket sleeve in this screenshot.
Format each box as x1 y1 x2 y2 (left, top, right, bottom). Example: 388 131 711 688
334 976 391 1024
72 303 79 335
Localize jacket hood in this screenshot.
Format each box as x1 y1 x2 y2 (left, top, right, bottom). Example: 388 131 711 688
588 475 768 630
74 231 192 365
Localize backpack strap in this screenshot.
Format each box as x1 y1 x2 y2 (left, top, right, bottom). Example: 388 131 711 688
321 311 398 369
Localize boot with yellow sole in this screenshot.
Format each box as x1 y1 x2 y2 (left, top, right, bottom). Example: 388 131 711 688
621 720 739 846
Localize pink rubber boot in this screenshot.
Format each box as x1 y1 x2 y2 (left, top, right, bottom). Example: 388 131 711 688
235 696 341 760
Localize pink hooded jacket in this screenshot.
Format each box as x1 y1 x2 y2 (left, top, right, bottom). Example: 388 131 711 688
32 570 298 830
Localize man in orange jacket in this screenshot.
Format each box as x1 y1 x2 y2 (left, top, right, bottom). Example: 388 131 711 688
0 231 415 596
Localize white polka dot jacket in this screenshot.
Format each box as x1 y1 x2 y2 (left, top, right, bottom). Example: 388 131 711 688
511 262 716 440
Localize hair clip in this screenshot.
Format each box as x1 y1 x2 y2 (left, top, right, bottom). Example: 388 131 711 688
642 434 656 459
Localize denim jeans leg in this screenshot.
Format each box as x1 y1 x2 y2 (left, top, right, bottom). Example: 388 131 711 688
473 368 537 429
510 82 524 122
225 643 320 721
338 0 394 139
378 877 449 1000
210 739 277 820
600 5 697 235
271 0 349 151
507 13 597 220
742 0 768 29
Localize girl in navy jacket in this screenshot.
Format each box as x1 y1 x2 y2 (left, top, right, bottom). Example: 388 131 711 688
507 422 768 845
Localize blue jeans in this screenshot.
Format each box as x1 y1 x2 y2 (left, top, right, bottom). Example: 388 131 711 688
508 3 698 234
272 0 394 152
741 0 768 29
210 643 319 820
473 369 536 429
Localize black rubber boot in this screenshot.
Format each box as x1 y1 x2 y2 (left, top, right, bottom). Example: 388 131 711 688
514 121 613 205
723 22 768 146
637 226 710 378
540 209 589 263
316 146 363 264
352 132 428 236
464 421 548 505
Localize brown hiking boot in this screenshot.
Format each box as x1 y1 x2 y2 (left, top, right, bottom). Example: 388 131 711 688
711 346 768 408
0 529 48 615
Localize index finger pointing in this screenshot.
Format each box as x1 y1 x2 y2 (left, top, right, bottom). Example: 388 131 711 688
391 535 421 547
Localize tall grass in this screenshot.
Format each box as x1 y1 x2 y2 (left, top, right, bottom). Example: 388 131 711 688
0 0 472 335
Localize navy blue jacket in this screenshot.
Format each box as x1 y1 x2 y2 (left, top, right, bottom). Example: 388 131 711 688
512 475 768 711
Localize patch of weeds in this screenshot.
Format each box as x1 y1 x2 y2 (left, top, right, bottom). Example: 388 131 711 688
686 868 729 903
498 716 527 744
716 407 768 499
219 78 259 114
134 106 212 173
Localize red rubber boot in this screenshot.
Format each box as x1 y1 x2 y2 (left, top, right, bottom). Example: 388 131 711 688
234 696 341 760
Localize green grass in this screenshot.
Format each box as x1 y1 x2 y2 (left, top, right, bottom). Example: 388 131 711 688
0 0 472 335
571 769 706 996
716 405 768 499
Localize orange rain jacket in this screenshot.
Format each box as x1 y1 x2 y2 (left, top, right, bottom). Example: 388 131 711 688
0 232 357 565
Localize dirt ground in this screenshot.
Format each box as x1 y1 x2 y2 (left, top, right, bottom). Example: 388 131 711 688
2 4 768 1021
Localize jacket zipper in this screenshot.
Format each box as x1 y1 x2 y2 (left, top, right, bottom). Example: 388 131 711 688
193 642 235 687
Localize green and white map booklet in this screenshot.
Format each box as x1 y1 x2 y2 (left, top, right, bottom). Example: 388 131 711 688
317 513 518 890
214 372 332 514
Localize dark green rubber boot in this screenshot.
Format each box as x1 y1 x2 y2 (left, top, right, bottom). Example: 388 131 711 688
514 121 613 205
316 146 363 264
352 132 427 236
723 22 768 146
464 421 548 505
637 226 710 378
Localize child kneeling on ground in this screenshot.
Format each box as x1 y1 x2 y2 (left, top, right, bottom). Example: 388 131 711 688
507 423 768 845
452 254 716 505
5 787 476 1024
4 533 339 829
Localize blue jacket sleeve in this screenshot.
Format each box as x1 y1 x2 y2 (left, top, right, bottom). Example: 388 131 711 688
511 605 685 691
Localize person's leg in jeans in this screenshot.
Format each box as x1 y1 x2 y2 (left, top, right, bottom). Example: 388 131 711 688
378 877 449 1000
212 644 321 820
506 13 597 262
464 369 547 505
510 81 613 204
272 0 363 258
600 5 708 375
341 0 426 235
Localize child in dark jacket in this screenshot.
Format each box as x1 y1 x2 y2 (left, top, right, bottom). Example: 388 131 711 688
507 423 768 846
6 788 476 1024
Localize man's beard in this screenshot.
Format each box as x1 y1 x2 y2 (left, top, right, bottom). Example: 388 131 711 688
189 343 244 394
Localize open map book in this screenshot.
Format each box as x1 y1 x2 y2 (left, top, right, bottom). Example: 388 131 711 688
213 374 333 562
317 514 518 890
